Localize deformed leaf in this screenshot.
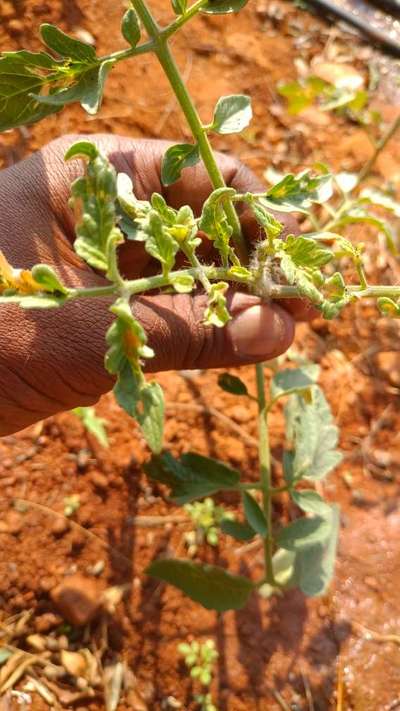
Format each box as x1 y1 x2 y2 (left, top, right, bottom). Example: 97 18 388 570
198 188 236 265
203 281 230 327
211 94 252 134
161 143 200 186
146 558 254 611
242 492 268 537
263 170 333 213
217 372 249 396
144 211 179 276
377 297 400 318
144 450 241 504
30 264 68 294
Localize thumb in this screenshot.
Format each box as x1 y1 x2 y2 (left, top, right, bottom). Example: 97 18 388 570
134 290 294 371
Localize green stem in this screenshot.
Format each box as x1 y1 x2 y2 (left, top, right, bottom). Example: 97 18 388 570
161 0 209 39
356 114 400 186
255 362 276 587
131 0 247 263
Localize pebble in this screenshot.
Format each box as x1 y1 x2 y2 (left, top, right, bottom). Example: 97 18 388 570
90 472 108 491
375 351 400 388
51 517 70 537
51 573 104 626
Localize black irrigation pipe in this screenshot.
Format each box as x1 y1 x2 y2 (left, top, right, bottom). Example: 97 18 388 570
307 0 400 56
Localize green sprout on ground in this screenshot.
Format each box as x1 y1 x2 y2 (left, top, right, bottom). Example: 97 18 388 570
184 498 234 555
72 406 109 448
0 0 400 612
178 639 219 711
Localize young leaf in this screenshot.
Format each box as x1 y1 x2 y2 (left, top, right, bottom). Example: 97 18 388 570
40 23 97 62
144 451 241 504
270 366 318 402
220 518 255 541
242 492 268 537
30 264 68 294
277 515 332 551
169 274 195 293
72 406 109 447
377 297 400 318
278 77 328 115
66 142 123 272
121 8 141 47
161 144 200 186
201 0 249 13
198 188 236 266
294 505 340 596
171 0 188 13
258 548 296 597
283 235 333 269
144 211 179 276
217 372 249 396
146 559 254 611
211 95 252 135
291 489 332 517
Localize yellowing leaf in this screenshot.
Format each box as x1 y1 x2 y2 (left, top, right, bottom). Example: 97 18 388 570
0 251 42 295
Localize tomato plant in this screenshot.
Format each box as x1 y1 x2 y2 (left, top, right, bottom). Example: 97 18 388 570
0 0 399 611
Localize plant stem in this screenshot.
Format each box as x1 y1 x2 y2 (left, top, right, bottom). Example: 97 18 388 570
356 114 400 186
255 362 276 586
131 0 248 263
161 0 209 39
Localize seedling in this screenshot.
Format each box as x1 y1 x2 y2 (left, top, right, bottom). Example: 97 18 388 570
178 639 219 711
72 406 109 448
184 498 234 555
0 0 399 611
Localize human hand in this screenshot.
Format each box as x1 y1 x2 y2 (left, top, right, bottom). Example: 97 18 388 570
0 134 311 435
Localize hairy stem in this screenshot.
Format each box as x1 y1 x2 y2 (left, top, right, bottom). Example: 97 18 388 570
131 0 248 263
255 362 276 586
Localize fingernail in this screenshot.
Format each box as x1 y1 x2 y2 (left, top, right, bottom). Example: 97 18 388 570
228 303 293 358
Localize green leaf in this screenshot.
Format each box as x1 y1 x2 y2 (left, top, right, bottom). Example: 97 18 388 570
283 235 333 268
172 0 188 13
291 489 332 517
242 491 268 537
30 264 68 294
121 8 141 47
278 77 328 115
203 281 230 328
201 0 249 13
161 143 200 186
294 504 340 596
271 366 318 402
0 51 62 130
72 406 109 447
220 518 255 541
250 200 283 238
287 387 343 481
66 143 123 272
65 140 99 161
217 372 249 396
146 559 254 611
277 515 332 551
114 364 164 454
40 23 97 62
263 170 333 213
144 451 240 504
211 94 252 134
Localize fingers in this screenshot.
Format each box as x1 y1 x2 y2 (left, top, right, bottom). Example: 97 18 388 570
133 291 295 371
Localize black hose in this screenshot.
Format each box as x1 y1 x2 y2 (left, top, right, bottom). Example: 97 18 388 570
306 0 400 56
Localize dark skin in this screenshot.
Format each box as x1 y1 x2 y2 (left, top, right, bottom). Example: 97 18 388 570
0 134 314 436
